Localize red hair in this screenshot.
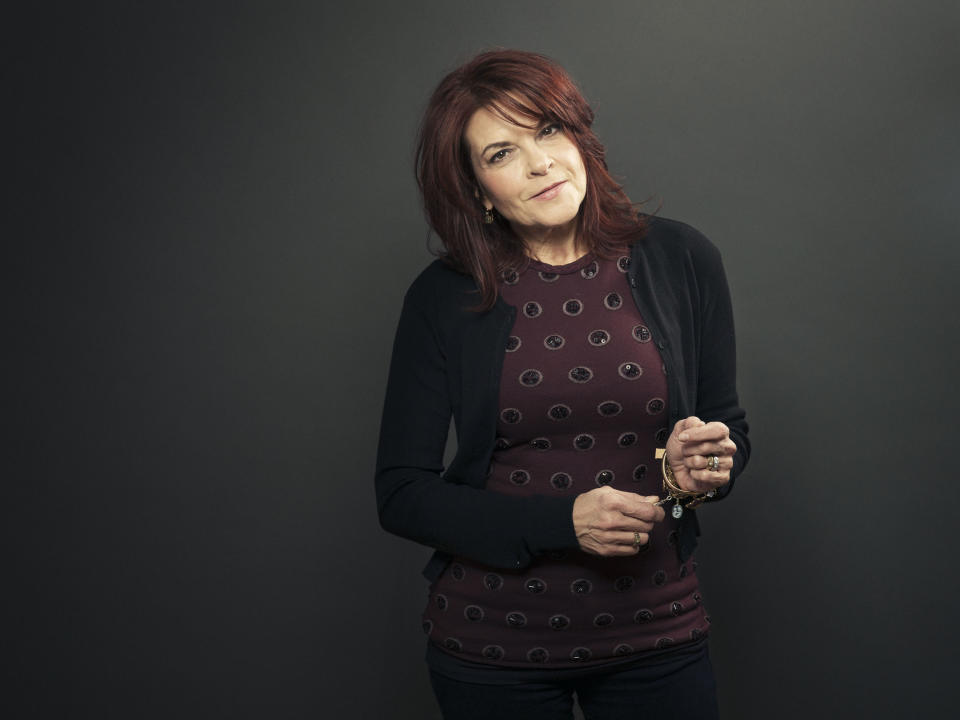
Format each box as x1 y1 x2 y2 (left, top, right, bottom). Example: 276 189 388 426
415 49 645 310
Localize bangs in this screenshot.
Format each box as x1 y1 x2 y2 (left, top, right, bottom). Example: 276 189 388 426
486 94 544 129
479 88 567 130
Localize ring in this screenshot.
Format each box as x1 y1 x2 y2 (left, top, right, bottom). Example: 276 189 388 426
633 531 642 548
707 455 720 472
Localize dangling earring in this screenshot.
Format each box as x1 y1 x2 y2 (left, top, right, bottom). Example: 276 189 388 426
483 207 495 224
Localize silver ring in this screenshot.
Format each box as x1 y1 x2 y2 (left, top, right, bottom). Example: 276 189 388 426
707 455 720 472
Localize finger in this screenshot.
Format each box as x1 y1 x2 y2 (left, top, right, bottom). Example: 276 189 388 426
681 454 710 471
592 506 658 531
618 502 666 524
685 469 731 490
599 516 657 535
682 452 735 471
681 439 737 459
596 543 647 557
600 530 651 547
604 492 666 522
678 421 730 444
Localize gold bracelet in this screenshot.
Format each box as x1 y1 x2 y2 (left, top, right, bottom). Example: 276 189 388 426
658 452 716 518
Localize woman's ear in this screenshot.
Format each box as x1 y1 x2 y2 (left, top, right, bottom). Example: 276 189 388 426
474 187 493 211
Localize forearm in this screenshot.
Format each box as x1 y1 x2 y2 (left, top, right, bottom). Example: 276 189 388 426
693 243 750 500
375 466 578 569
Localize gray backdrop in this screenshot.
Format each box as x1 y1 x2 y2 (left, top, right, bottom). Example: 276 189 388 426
9 1 960 718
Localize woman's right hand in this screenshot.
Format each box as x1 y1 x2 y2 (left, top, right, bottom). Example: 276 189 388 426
572 487 665 556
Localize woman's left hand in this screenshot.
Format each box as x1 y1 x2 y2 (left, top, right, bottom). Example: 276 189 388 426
664 416 737 495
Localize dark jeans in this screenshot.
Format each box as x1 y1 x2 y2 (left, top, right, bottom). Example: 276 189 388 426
429 646 719 720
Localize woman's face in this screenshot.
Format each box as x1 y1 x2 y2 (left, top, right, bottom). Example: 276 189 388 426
464 106 587 243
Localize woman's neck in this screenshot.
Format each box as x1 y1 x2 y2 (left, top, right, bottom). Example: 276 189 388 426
519 220 585 266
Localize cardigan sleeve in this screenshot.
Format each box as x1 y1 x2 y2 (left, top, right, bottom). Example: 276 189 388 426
690 237 750 499
374 271 579 570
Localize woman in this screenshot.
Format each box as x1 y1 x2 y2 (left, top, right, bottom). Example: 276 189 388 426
376 49 749 719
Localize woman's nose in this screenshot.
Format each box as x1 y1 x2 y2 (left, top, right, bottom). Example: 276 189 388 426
528 150 553 176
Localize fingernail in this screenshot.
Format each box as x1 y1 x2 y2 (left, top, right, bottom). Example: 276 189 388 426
679 433 688 441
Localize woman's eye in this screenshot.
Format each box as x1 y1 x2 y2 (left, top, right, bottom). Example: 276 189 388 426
490 149 510 163
540 123 562 137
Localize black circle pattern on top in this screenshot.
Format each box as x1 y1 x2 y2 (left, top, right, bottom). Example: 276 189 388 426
563 299 583 316
482 645 505 660
598 400 622 416
595 470 615 486
524 301 542 318
619 362 643 379
588 329 610 346
506 612 527 628
525 578 547 594
520 369 543 387
573 434 595 451
423 254 708 669
548 404 572 420
509 470 530 486
604 292 622 310
484 573 503 591
500 408 521 424
550 472 572 490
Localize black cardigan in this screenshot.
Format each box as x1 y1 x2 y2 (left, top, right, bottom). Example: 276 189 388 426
375 216 750 581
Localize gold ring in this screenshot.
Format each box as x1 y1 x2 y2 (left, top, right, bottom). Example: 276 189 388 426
707 455 720 472
633 531 642 548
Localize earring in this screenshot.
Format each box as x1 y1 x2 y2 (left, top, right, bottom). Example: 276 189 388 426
483 208 495 224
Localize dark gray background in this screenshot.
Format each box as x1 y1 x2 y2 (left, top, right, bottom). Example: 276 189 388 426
8 1 960 718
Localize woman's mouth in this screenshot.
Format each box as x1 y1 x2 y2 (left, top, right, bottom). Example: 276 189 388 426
531 181 567 200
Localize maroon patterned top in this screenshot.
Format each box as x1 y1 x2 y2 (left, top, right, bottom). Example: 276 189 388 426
422 253 709 668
